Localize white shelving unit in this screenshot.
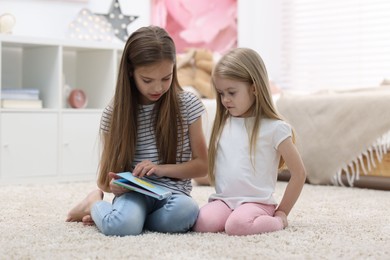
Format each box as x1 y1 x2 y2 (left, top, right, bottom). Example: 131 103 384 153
0 35 124 184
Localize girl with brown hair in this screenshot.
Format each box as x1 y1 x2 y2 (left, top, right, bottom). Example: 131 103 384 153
66 26 208 236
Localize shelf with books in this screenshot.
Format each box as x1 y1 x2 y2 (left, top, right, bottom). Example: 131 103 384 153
1 88 43 109
0 35 123 184
1 40 60 110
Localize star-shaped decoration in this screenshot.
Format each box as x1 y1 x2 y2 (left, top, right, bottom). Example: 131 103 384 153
68 8 115 42
103 0 139 42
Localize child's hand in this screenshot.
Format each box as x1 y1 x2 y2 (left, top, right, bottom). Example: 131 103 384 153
274 210 288 228
108 172 129 196
133 160 162 178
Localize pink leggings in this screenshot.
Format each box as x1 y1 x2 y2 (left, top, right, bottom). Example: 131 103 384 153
193 200 284 236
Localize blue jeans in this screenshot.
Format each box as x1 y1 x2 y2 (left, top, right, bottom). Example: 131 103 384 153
91 191 199 236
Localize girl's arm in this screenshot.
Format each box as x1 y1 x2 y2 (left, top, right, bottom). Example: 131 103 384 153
276 137 306 216
133 117 208 179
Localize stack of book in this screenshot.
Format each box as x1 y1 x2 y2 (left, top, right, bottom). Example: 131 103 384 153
0 88 43 108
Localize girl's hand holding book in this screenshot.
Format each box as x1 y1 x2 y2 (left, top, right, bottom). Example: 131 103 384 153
109 172 129 196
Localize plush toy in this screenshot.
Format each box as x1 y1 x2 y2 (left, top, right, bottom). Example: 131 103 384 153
177 48 215 99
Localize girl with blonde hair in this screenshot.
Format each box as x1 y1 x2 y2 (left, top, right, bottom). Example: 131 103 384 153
193 48 306 235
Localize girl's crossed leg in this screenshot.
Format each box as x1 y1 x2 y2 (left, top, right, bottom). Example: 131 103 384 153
225 203 284 235
193 200 284 235
192 200 232 232
91 192 199 236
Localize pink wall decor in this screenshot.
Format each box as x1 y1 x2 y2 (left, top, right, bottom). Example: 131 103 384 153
151 0 237 54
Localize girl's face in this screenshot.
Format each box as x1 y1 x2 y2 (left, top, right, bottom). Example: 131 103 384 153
133 59 174 105
214 76 256 117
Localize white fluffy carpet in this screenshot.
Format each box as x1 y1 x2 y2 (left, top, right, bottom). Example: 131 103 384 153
0 181 389 259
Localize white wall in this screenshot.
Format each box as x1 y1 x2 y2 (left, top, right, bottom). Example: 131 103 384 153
238 0 282 84
0 0 151 41
0 0 281 82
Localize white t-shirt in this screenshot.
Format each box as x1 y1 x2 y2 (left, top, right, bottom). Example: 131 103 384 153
209 117 292 209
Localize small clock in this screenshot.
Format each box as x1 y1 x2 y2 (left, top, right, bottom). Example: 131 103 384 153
68 89 87 108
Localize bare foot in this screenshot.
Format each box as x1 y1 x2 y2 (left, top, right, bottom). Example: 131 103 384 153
66 189 103 222
274 210 288 228
82 215 95 226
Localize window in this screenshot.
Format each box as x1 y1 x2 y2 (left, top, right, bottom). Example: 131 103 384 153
280 0 390 90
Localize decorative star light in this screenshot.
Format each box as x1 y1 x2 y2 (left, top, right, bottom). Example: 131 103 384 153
103 0 138 42
67 8 115 42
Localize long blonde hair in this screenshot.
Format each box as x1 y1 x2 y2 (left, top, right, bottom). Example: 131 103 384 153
208 48 292 185
98 26 183 191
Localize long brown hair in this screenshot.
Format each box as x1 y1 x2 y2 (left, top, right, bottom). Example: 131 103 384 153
98 26 183 190
208 48 293 185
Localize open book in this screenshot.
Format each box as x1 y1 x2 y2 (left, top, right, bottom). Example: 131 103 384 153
113 172 172 200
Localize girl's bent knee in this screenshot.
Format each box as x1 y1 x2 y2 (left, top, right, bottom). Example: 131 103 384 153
147 195 199 233
100 221 143 236
193 215 225 233
225 218 249 236
99 214 144 236
157 206 198 233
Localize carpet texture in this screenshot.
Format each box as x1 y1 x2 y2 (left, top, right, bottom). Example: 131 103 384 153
0 181 388 259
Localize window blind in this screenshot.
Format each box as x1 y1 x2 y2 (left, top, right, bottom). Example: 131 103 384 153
280 0 390 90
